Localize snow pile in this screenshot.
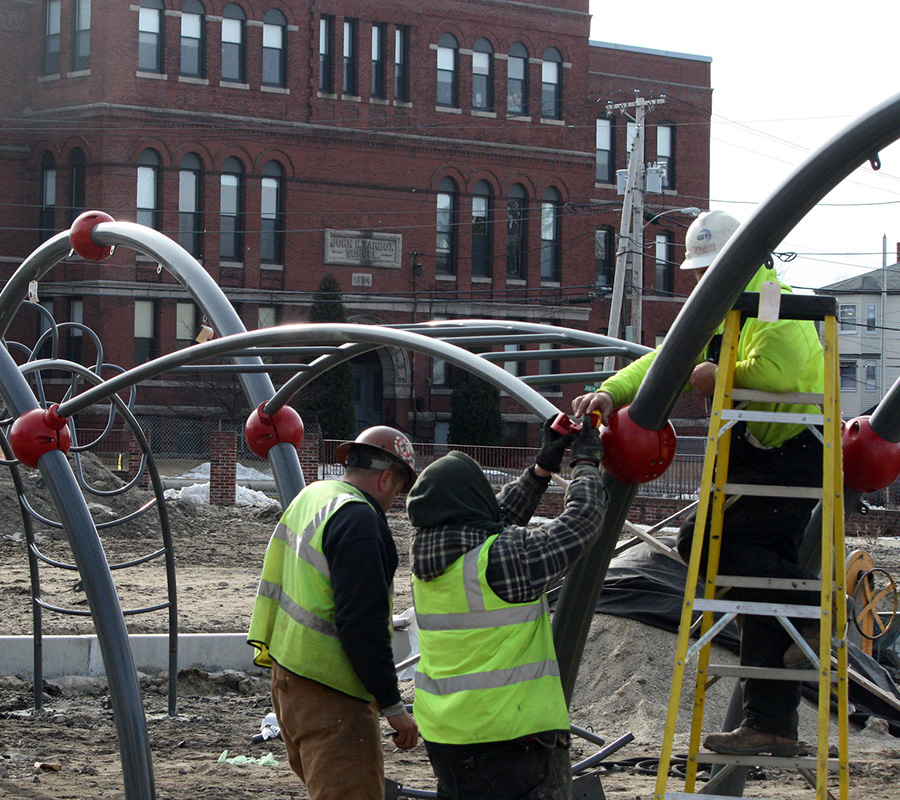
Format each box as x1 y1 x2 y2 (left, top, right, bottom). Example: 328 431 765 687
164 482 279 507
164 462 279 507
176 463 273 481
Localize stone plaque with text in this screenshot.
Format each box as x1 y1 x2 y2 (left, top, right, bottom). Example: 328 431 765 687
324 229 402 269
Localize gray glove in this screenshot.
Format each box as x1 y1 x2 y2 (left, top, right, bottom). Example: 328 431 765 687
535 418 576 473
568 424 603 467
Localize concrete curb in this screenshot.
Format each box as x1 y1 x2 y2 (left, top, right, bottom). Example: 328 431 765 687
0 633 257 680
0 626 416 682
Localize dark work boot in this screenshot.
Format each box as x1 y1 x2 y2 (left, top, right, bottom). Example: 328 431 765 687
703 725 802 756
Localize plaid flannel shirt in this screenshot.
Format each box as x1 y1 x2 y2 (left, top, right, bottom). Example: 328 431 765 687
410 464 607 604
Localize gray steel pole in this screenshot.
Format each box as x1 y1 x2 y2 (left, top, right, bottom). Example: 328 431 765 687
0 347 155 800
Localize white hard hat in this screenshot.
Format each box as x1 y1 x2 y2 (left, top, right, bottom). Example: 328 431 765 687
680 210 741 270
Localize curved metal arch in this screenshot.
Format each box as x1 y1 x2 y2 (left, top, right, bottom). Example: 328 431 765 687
54 322 563 424
0 222 304 507
268 319 650 412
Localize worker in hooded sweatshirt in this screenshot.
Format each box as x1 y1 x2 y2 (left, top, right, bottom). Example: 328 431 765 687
573 209 825 757
407 419 607 799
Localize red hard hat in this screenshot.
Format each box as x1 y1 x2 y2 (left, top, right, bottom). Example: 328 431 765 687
599 405 677 484
842 416 900 492
336 426 417 491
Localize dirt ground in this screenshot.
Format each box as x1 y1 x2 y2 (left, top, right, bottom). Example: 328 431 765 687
2 455 900 799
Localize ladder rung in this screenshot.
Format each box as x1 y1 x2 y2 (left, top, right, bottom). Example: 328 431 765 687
666 794 782 800
731 388 825 404
720 408 824 425
693 598 821 619
723 482 822 499
714 575 822 591
707 664 829 682
699 753 840 769
730 389 826 405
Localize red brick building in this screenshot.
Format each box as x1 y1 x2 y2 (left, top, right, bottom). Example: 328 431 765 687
0 0 711 445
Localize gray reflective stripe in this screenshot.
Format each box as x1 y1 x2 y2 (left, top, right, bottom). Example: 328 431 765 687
417 602 546 631
257 579 338 639
462 545 486 612
415 659 560 695
283 492 362 579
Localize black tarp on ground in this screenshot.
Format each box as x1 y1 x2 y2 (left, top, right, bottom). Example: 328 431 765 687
583 537 900 736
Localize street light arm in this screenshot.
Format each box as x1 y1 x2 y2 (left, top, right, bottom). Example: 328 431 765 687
643 206 701 228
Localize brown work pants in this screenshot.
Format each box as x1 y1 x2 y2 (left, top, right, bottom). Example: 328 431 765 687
271 661 384 800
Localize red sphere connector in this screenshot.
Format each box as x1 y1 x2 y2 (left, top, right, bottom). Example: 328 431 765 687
69 210 115 261
244 403 305 459
9 405 72 469
842 416 900 492
598 405 677 484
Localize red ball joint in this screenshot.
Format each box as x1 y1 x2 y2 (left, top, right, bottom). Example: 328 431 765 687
599 405 677 484
842 416 900 492
9 405 72 469
70 210 115 261
245 403 305 459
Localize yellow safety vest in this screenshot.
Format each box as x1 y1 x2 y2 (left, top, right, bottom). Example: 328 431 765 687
247 480 390 701
412 535 569 744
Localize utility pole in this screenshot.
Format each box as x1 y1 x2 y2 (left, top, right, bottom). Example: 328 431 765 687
603 94 665 372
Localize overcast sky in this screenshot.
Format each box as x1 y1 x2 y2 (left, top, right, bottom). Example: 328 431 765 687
589 0 900 291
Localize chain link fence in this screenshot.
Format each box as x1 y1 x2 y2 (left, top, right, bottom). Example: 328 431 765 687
74 415 900 508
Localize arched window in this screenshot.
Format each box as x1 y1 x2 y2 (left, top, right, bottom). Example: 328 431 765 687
138 0 164 73
260 161 283 265
262 9 286 87
69 147 86 223
541 47 562 120
507 42 528 116
221 4 246 83
178 153 203 256
72 0 91 71
180 0 205 78
655 231 674 296
595 117 615 183
436 176 457 275
471 180 491 277
219 157 243 261
43 0 61 75
506 183 527 278
39 152 57 242
540 187 561 281
436 33 458 108
136 148 161 229
472 38 493 111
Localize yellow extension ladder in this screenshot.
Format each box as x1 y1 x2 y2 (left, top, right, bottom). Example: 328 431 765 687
654 292 849 800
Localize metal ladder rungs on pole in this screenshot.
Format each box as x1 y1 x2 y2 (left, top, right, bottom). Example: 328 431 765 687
654 293 849 800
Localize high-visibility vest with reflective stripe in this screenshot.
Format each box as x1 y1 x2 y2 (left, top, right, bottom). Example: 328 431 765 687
412 534 569 744
247 480 388 702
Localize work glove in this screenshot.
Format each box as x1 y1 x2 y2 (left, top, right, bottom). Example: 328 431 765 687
534 417 576 473
568 423 604 467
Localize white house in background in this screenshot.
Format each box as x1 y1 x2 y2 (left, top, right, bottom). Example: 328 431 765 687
816 263 900 418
